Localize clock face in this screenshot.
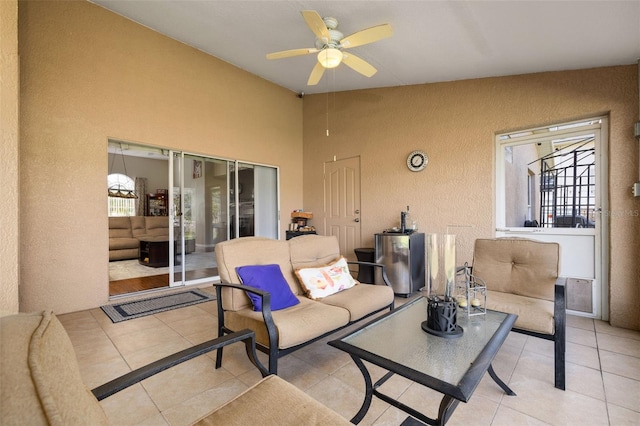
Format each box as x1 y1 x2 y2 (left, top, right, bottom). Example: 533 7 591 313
407 150 428 172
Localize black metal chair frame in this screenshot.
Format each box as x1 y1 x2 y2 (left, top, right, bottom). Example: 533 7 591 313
510 277 566 390
92 329 268 401
214 260 394 375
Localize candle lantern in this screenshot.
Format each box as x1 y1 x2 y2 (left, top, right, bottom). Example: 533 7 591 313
422 234 463 338
455 262 487 317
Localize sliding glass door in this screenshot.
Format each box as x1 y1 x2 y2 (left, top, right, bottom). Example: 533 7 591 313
172 154 279 287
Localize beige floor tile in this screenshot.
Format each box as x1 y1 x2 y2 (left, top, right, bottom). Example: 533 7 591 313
500 373 608 425
600 350 640 381
503 330 528 350
607 403 640 424
277 352 329 391
566 326 597 347
566 360 605 400
100 383 160 425
522 336 555 361
491 405 550 425
566 314 595 332
109 323 185 355
141 356 233 411
154 303 212 323
78 354 133 390
371 406 415 426
595 320 640 341
215 339 266 376
122 334 195 369
306 375 385 424
100 314 168 339
566 341 600 370
602 372 640 412
597 332 640 358
164 312 217 337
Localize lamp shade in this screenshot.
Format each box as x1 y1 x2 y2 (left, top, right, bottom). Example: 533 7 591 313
317 48 343 69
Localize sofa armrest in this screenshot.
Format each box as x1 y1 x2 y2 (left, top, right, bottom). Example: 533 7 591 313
347 261 392 287
91 329 267 401
213 282 278 357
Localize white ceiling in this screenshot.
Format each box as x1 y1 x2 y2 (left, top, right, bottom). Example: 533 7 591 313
90 1 640 95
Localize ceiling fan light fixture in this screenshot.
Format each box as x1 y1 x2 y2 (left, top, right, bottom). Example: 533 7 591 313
317 48 343 68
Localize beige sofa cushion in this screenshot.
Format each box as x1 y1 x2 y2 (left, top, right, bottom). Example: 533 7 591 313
486 290 555 334
194 374 350 425
289 234 342 269
130 216 146 237
215 237 300 311
0 311 109 425
224 298 350 349
289 235 394 321
144 216 170 236
472 238 559 302
108 216 132 238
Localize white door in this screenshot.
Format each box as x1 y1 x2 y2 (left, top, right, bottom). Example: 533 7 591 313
495 117 609 319
324 156 361 260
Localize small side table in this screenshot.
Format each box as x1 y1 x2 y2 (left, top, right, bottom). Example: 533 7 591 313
139 237 176 267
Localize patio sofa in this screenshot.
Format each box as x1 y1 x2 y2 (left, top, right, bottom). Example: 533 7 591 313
1 310 350 425
108 216 170 261
214 234 395 374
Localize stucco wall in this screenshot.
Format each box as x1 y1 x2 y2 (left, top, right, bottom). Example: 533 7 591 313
0 0 20 314
303 66 639 331
17 1 303 314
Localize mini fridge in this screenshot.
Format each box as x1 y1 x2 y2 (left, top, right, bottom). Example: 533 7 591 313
374 232 425 297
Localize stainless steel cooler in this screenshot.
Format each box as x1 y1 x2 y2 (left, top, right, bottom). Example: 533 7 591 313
374 232 425 297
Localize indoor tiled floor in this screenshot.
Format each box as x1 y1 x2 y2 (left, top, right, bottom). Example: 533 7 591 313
58 289 640 425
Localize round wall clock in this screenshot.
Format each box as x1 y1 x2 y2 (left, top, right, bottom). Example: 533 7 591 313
407 150 428 172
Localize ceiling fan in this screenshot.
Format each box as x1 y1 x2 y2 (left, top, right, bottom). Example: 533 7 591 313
266 10 393 86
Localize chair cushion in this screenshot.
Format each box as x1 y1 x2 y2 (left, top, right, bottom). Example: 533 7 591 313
236 264 300 311
486 290 555 334
193 375 350 425
295 257 357 300
472 238 559 302
0 311 109 425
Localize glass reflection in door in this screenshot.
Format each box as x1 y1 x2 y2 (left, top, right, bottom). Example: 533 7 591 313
174 154 229 285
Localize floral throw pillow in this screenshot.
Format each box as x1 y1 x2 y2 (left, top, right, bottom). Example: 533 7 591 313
295 257 357 300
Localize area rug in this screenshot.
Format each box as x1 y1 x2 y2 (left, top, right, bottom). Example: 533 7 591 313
101 289 215 323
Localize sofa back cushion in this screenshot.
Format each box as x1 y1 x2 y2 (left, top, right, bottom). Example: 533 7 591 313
144 216 170 237
289 235 341 269
130 216 146 237
472 238 559 302
0 311 109 425
215 237 298 311
108 216 132 238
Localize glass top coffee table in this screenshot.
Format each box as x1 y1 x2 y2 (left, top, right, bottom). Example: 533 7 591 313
328 296 517 425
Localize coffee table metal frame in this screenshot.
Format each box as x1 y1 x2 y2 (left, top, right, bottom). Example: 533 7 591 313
328 297 516 425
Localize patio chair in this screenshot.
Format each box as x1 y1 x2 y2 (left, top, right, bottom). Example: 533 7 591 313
471 237 567 390
0 310 350 425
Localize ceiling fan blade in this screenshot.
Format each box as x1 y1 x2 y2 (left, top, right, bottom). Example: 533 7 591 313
340 24 393 49
301 10 330 44
341 53 377 77
307 62 326 86
266 48 319 60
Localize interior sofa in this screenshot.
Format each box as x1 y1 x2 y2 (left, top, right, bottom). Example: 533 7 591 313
1 310 350 425
214 234 395 374
108 216 170 261
470 237 566 390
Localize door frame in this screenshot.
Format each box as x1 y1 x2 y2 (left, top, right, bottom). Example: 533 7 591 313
495 117 609 320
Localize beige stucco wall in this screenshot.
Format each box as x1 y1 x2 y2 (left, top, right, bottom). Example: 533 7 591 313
17 1 302 314
303 66 640 331
0 0 20 314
